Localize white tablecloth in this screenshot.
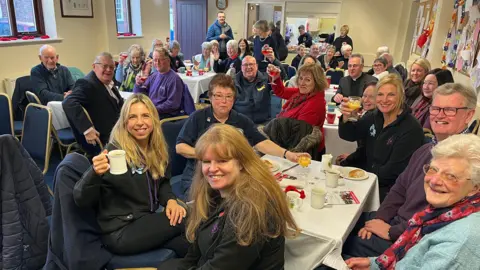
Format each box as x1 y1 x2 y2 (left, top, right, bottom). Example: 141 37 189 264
178 72 216 102
120 91 133 99
325 84 338 102
47 101 70 130
323 108 357 160
262 155 380 270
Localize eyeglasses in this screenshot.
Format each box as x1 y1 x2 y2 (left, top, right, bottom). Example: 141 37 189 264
348 64 360 68
212 94 234 101
423 164 470 183
429 106 470 116
241 63 256 67
94 63 115 70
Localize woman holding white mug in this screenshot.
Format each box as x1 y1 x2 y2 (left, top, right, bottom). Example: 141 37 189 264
73 94 188 257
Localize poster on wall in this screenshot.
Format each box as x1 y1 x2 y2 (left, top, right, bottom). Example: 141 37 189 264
60 0 94 18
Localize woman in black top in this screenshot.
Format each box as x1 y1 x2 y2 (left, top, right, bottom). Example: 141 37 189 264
333 25 353 55
318 45 339 71
238 38 252 61
404 57 431 107
159 124 300 269
338 74 424 201
253 20 278 72
73 94 189 256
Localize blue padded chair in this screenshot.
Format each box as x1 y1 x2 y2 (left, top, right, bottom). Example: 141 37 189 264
160 116 189 198
287 66 297 80
0 93 14 136
68 67 85 82
52 127 77 159
270 91 283 119
21 103 52 175
326 69 344 85
26 90 41 104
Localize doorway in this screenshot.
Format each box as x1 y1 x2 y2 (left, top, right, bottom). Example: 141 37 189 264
173 0 207 61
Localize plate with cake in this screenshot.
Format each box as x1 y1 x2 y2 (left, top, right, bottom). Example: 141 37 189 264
340 167 368 180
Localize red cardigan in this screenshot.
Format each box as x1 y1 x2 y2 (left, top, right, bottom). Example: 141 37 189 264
272 77 326 151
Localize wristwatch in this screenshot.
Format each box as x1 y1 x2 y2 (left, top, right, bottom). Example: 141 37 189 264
283 149 288 159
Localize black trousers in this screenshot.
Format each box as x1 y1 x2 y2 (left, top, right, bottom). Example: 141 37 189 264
102 212 189 257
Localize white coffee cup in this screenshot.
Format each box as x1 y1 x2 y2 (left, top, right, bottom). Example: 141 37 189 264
311 187 326 209
326 169 340 188
286 191 303 210
322 154 333 171
107 150 128 175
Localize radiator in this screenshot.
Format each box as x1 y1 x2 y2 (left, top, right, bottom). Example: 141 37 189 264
3 77 16 98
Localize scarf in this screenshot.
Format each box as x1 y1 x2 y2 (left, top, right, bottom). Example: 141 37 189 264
119 62 143 92
412 96 431 123
404 79 422 106
199 55 211 70
280 92 314 115
375 192 480 270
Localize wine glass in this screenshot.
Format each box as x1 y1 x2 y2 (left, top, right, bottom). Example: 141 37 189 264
268 65 280 85
347 96 362 122
261 44 270 62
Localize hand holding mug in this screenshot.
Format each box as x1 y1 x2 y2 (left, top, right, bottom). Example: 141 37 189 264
92 150 109 175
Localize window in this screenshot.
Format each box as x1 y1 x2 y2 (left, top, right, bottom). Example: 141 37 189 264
0 0 45 37
115 0 132 34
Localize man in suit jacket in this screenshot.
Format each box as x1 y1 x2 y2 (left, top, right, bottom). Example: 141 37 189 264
333 54 377 103
63 52 123 147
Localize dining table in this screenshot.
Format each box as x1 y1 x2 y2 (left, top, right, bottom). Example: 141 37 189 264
177 71 216 103
262 155 380 270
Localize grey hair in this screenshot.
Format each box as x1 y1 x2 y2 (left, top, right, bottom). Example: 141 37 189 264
380 53 394 66
150 38 163 54
341 44 352 55
376 46 390 57
326 45 336 53
227 40 238 51
94 52 113 63
374 57 388 67
170 40 181 50
254 20 269 33
433 83 477 109
431 134 480 186
39 44 56 56
350 53 364 65
202 42 213 50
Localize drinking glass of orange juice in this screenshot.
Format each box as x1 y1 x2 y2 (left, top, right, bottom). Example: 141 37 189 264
298 156 311 168
347 96 362 121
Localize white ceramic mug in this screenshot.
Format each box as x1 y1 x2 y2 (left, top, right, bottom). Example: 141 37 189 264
286 191 303 210
311 187 327 209
107 150 128 175
322 154 333 171
326 169 340 188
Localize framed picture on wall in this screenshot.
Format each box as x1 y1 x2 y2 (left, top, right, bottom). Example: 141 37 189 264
216 0 228 10
60 0 94 18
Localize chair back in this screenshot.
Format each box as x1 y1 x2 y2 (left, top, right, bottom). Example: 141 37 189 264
68 67 85 82
26 90 41 104
21 103 52 174
11 75 32 121
326 69 344 85
270 91 283 119
287 66 297 80
64 106 103 157
0 93 14 135
160 116 188 177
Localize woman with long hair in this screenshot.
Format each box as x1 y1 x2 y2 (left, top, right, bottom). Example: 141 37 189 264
160 124 299 269
238 38 252 60
73 94 189 256
339 74 424 201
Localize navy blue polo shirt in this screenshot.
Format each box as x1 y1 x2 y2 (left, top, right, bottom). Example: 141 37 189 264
176 107 266 197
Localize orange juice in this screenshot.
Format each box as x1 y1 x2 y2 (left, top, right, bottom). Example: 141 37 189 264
298 156 311 168
348 100 361 110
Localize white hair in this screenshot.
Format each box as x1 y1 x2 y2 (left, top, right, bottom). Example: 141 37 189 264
39 44 56 56
202 42 213 50
432 134 480 186
227 40 238 51
376 46 390 56
341 44 352 55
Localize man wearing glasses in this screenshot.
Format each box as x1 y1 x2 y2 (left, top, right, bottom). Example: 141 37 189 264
341 83 476 259
63 52 123 156
233 56 284 124
175 74 309 201
333 54 377 104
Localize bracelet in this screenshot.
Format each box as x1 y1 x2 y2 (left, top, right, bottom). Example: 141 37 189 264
283 149 288 159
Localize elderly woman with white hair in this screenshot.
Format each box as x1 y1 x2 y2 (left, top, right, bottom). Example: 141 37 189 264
148 38 164 59
336 44 352 69
168 40 185 72
346 133 480 270
194 42 214 70
213 39 241 75
115 44 148 92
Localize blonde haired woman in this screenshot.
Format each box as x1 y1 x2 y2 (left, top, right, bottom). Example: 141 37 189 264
73 94 189 256
160 124 299 269
333 24 353 56
339 74 424 201
404 58 431 107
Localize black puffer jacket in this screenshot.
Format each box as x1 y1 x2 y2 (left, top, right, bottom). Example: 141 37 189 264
0 135 51 270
